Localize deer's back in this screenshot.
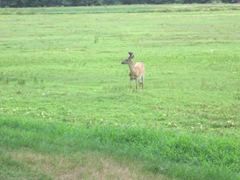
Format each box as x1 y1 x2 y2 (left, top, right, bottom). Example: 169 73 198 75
129 62 144 79
135 62 144 75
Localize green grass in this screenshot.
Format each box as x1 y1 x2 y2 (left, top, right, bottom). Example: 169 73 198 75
0 4 240 15
1 117 239 179
0 5 240 179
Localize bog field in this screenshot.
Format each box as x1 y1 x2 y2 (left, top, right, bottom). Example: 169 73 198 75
0 4 240 180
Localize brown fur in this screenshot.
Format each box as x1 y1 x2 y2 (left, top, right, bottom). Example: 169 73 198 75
121 52 145 92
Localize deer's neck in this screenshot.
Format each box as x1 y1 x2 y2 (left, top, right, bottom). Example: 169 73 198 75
128 62 135 73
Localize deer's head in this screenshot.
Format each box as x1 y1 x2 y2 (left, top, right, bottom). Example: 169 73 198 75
121 52 134 65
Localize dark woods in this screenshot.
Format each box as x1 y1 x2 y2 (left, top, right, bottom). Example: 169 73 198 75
0 0 239 7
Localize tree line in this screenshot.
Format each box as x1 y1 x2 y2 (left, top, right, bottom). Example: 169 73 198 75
0 0 239 7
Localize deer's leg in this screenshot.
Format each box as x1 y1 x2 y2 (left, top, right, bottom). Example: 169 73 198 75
136 78 138 92
141 76 144 90
130 79 132 92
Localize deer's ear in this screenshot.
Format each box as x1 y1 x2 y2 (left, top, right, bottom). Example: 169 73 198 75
128 52 133 56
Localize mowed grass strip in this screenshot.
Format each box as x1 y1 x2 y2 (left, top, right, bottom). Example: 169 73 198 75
0 4 240 15
1 147 164 180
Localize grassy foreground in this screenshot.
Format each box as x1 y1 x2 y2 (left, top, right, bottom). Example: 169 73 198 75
0 4 240 179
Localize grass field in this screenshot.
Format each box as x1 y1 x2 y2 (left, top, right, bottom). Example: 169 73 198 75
0 4 240 179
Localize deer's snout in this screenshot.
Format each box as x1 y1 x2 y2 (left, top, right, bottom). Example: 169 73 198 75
121 59 127 64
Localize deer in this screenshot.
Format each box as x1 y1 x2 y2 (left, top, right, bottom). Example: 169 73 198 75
121 52 145 92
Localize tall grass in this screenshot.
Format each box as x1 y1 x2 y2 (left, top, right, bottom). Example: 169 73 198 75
1 117 239 179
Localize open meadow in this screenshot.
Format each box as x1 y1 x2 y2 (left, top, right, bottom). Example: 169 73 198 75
0 4 240 179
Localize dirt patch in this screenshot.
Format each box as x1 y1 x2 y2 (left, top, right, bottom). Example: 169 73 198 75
10 150 169 180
